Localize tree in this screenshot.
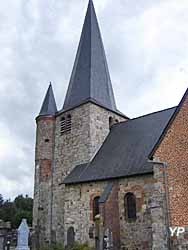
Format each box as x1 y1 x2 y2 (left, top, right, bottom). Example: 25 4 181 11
0 200 15 224
14 195 33 211
0 194 33 228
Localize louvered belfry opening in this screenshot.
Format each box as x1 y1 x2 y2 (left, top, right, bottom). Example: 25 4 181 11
60 114 72 135
60 117 66 135
66 114 72 133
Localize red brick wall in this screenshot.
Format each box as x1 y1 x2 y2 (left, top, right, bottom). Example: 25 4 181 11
40 159 51 181
154 93 188 226
35 116 55 161
100 182 120 250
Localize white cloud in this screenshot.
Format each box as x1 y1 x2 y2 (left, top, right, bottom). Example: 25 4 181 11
0 0 188 199
0 176 33 201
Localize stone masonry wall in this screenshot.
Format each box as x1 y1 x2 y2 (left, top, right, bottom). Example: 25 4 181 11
119 174 155 250
151 164 169 250
33 116 55 246
52 102 126 243
64 174 161 250
89 104 126 156
64 181 107 247
170 227 188 250
154 93 188 227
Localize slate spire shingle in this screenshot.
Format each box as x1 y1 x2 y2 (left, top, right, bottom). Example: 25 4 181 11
62 0 117 111
39 83 57 116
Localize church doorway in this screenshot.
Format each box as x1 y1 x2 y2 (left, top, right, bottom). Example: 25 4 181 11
67 227 75 246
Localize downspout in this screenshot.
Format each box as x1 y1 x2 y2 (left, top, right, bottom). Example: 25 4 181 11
162 162 172 250
163 162 172 250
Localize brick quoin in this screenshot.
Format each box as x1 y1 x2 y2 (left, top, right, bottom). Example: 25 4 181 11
154 91 188 226
102 182 120 250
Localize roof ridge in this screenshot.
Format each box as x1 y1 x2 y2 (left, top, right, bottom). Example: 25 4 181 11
89 0 92 99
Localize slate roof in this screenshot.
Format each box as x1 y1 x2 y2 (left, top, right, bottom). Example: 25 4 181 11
62 0 117 112
39 83 57 116
64 107 176 184
99 182 113 203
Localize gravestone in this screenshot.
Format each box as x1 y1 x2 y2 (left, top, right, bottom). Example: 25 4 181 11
16 219 30 250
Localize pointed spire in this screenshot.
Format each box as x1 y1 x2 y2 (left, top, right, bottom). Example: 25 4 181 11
39 83 57 116
63 0 117 111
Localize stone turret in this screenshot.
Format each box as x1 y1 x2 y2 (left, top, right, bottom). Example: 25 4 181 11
33 83 57 246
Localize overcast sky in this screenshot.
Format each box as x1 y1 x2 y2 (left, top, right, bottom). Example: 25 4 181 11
0 0 188 200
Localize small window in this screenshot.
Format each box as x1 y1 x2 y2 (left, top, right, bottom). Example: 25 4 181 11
124 193 136 220
93 196 100 220
115 119 119 123
45 139 49 143
109 117 113 129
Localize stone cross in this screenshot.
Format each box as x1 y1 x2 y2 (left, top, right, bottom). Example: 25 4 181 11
16 219 30 250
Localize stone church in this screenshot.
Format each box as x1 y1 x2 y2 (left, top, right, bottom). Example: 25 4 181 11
33 1 188 249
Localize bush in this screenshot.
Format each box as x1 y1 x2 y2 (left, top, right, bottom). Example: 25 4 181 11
40 243 64 250
66 242 94 250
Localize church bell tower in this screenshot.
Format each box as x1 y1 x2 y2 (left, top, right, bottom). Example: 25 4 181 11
33 0 127 247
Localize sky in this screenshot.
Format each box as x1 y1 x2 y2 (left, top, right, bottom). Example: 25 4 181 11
0 0 188 200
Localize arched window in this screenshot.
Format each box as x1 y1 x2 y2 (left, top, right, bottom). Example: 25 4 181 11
93 196 100 220
109 117 113 129
67 226 75 246
124 193 136 220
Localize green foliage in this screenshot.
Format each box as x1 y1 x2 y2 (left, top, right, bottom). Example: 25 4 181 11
66 242 94 250
0 194 33 228
40 243 65 250
40 242 94 250
14 195 33 211
0 200 15 223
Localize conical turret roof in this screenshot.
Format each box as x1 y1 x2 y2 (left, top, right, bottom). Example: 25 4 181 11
39 83 57 116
